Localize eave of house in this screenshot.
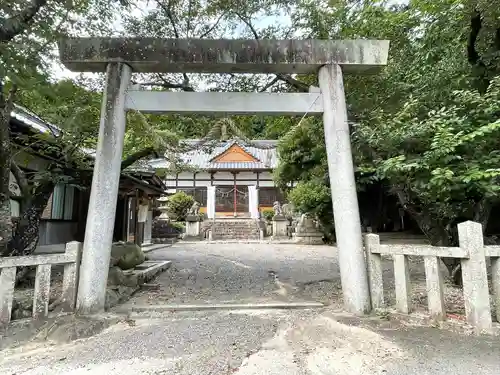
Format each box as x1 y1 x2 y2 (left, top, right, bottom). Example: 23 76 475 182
10 104 165 195
119 174 165 196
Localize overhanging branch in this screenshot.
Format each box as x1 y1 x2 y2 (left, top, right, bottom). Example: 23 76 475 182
390 185 422 219
234 11 309 93
133 75 195 91
277 74 310 92
156 0 192 88
10 161 30 197
0 0 49 43
199 12 227 38
121 147 159 170
259 76 280 92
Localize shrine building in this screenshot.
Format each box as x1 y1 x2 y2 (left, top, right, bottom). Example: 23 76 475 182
149 138 285 217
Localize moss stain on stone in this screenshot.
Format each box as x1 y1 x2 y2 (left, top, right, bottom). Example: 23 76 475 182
59 38 389 74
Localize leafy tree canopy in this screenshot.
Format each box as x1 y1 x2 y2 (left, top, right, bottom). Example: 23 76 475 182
275 1 500 278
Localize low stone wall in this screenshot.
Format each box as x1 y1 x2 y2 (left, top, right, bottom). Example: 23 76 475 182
152 219 183 239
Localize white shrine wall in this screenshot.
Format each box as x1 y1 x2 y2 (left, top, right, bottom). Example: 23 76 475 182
164 170 276 190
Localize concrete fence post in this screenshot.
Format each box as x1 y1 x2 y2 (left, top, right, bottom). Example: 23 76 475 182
458 221 492 331
393 254 411 314
423 256 446 321
491 256 500 324
207 186 216 219
364 234 383 309
33 265 51 319
0 267 16 325
61 241 83 312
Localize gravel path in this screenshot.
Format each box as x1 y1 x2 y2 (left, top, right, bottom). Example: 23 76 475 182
3 242 500 374
2 308 500 375
123 243 343 307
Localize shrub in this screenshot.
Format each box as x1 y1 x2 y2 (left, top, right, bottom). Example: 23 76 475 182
261 208 275 222
288 181 330 216
170 221 186 232
288 180 335 242
166 192 195 221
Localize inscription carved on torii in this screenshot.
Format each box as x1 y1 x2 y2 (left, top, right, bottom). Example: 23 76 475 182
58 38 389 315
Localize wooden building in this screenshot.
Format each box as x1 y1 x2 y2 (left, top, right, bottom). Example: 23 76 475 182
8 104 166 249
149 139 284 217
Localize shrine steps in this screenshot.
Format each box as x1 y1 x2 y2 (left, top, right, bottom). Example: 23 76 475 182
209 218 262 240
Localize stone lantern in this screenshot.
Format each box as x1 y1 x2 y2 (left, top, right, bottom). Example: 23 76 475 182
157 196 170 221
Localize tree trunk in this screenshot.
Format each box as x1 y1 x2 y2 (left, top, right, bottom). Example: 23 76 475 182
0 82 14 254
411 211 464 285
2 180 54 257
391 188 463 284
473 199 492 231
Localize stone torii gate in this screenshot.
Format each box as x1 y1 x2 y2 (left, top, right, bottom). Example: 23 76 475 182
58 38 389 315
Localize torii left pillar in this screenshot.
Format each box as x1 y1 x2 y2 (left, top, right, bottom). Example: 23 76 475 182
77 62 132 314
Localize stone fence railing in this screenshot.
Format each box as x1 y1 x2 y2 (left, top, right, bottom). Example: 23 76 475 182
0 241 82 325
365 221 500 333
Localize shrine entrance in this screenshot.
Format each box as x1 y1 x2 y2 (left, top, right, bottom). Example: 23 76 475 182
215 186 249 217
59 37 389 315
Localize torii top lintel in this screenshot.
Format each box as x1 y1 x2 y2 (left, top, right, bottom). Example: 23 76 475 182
58 38 389 75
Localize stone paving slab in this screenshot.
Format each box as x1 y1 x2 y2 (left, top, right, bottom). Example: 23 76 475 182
117 302 325 314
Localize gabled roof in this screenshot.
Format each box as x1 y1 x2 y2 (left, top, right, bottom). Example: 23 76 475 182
149 138 278 171
210 139 261 163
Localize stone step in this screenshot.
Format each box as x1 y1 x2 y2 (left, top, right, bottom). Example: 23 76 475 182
209 219 262 240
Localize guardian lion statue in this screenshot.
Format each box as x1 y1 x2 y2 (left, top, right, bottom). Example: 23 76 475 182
188 201 200 216
273 201 283 216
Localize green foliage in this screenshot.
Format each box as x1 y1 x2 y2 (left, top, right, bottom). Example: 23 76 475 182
261 208 275 222
354 76 500 244
16 79 102 149
7 0 500 260
287 181 334 240
293 0 500 117
287 181 331 217
169 221 186 232
166 192 195 221
1 0 301 256
274 118 328 189
1 0 124 86
273 0 500 251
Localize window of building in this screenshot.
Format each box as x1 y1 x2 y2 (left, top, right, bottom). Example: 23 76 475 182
258 187 284 206
41 184 77 221
178 187 208 206
194 188 207 206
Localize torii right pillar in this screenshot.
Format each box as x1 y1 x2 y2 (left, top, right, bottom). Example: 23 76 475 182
319 64 370 314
